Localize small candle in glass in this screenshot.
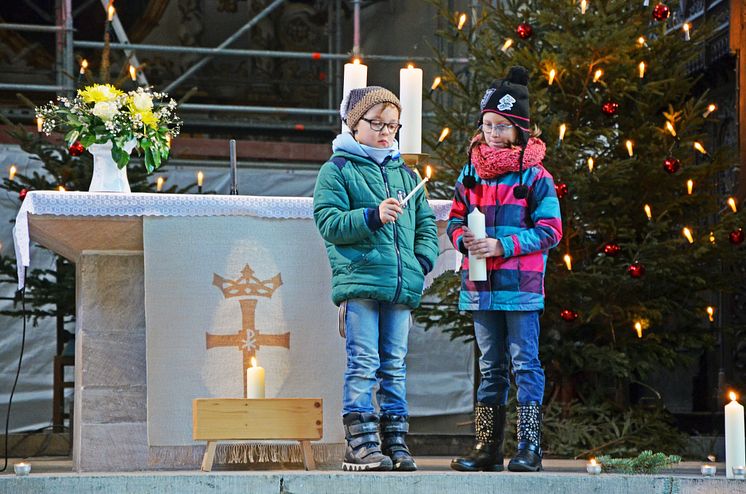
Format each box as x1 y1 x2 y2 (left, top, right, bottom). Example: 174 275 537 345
734 465 745 480
586 458 602 475
14 461 31 476
700 464 716 477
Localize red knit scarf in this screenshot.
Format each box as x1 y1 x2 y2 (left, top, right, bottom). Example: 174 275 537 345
471 137 546 179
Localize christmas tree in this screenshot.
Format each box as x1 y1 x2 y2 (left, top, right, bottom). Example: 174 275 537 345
420 0 745 455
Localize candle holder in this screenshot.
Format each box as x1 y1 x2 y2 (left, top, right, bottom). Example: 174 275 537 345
401 153 430 167
700 464 716 477
586 461 602 475
733 466 746 480
14 462 31 476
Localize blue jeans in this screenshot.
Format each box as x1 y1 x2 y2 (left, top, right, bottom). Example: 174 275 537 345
342 298 411 416
473 310 544 406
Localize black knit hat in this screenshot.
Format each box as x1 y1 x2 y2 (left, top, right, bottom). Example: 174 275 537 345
479 66 531 144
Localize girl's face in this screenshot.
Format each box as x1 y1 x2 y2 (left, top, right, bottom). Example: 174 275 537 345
481 112 518 149
353 103 400 148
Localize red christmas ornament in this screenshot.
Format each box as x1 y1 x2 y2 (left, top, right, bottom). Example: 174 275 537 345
560 309 579 323
627 261 646 278
601 101 619 116
555 182 569 199
603 242 621 257
730 229 745 245
652 3 670 22
663 156 681 174
19 188 28 201
68 141 85 157
516 23 533 39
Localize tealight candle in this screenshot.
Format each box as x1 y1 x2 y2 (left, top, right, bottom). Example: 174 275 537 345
700 464 716 476
14 461 30 476
586 458 602 475
733 465 745 480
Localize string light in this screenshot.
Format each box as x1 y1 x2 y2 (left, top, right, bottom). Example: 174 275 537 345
156 176 164 192
634 321 643 338
430 76 442 91
438 127 450 143
682 227 694 243
107 3 115 22
727 197 737 213
693 141 707 155
501 39 513 52
703 104 717 118
683 23 691 41
129 64 137 81
548 68 556 85
709 231 716 244
9 165 16 182
638 61 646 78
706 306 715 322
637 36 647 47
593 68 603 83
36 117 43 133
457 13 467 30
687 179 694 195
665 121 677 137
79 59 88 74
644 204 652 220
587 157 594 172
563 254 572 271
559 123 567 141
580 0 588 14
626 140 634 157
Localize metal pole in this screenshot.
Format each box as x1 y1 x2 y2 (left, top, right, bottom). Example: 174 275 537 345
62 0 74 97
0 23 67 32
180 103 337 115
162 0 287 94
229 139 238 196
0 83 66 92
352 0 361 56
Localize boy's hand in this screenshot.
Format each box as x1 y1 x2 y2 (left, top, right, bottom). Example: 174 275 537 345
379 198 403 224
471 238 504 259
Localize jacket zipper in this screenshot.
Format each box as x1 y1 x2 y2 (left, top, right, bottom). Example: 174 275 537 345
379 159 403 304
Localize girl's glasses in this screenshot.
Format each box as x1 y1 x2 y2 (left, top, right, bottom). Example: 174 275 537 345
482 123 514 134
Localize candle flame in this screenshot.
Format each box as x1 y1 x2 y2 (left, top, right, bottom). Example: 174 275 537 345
548 69 556 85
587 157 594 172
687 179 694 195
438 127 450 143
693 141 707 154
728 197 737 213
683 23 690 33
644 204 652 220
129 64 136 81
352 58 361 65
107 4 115 21
635 321 643 338
407 63 414 70
626 140 634 157
156 176 164 192
593 69 603 83
580 0 588 14
36 117 43 132
703 103 717 118
431 76 442 91
559 123 567 141
706 306 715 322
251 356 258 368
80 59 88 74
197 171 204 187
58 185 65 192
563 254 572 271
637 36 646 47
638 61 646 78
425 165 432 179
457 13 467 30
590 458 597 466
501 39 513 52
682 227 694 244
729 391 737 401
665 121 676 137
9 165 16 181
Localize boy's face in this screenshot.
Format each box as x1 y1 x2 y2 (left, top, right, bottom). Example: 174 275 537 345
353 103 400 149
481 112 518 149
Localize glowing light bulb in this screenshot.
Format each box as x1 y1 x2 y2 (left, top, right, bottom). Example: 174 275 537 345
706 306 715 322
687 179 694 195
107 4 115 21
626 140 634 157
637 36 647 47
665 121 676 137
9 165 16 182
438 127 450 143
727 197 737 213
709 231 716 244
559 123 567 141
501 39 513 52
425 165 433 179
548 68 556 85
682 227 694 243
593 69 603 83
36 117 43 133
79 59 88 74
683 23 690 41
644 204 652 220
587 157 594 172
457 13 467 30
156 176 164 192
129 65 136 81
703 104 717 118
580 0 588 14
563 254 572 271
634 321 643 338
431 76 442 91
638 61 646 78
693 141 707 155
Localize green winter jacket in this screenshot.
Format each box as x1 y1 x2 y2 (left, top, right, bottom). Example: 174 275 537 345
313 150 439 309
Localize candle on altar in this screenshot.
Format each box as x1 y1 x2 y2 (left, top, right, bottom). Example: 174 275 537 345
468 208 487 282
399 64 423 154
342 58 367 133
197 171 204 194
399 165 431 207
156 176 164 192
13 462 30 476
586 458 601 475
700 464 716 476
246 356 265 399
726 391 746 479
129 64 137 81
36 117 43 133
9 165 17 182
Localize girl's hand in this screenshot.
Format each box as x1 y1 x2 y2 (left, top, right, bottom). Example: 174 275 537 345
471 238 504 259
379 198 403 224
461 226 478 250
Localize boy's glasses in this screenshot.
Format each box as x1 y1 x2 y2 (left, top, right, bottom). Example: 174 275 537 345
361 118 402 133
482 123 514 134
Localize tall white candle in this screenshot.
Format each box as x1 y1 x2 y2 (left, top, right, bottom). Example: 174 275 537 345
467 208 487 281
726 391 746 479
246 357 265 399
399 64 423 154
342 59 368 133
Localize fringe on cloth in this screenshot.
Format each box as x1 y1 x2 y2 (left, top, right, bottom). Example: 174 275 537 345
216 442 345 466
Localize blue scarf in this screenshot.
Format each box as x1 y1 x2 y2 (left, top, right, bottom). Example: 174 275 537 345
331 132 400 165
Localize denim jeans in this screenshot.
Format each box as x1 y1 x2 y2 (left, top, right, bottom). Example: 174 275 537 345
342 298 411 416
473 310 544 405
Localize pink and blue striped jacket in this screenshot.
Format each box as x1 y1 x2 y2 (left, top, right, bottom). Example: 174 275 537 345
447 161 563 311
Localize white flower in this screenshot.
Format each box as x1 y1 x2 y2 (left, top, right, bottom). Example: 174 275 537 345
92 101 119 121
132 92 153 112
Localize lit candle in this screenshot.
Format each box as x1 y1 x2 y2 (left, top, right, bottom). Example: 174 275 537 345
399 64 423 154
129 64 137 81
593 69 603 83
9 165 17 182
36 117 43 133
634 321 643 338
586 458 601 475
700 464 716 477
580 0 588 15
694 141 707 155
467 208 487 282
13 462 30 476
107 3 115 22
587 157 594 172
79 59 88 75
725 391 746 479
706 306 715 322
626 140 634 157
728 197 738 213
246 356 265 399
342 58 368 133
558 123 567 142
399 165 431 207
563 254 572 271
58 185 65 192
682 227 694 243
703 104 717 118
644 204 652 220
665 121 676 137
197 171 204 194
457 12 467 30
683 23 691 41
548 68 556 85
639 61 646 78
501 39 513 52
687 179 694 195
156 176 164 192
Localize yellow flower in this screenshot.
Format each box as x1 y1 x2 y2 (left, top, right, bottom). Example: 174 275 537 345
137 110 158 129
78 84 123 104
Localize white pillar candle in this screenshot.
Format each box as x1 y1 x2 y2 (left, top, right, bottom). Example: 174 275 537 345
726 391 746 479
399 64 423 154
246 357 265 399
342 59 368 133
467 208 487 281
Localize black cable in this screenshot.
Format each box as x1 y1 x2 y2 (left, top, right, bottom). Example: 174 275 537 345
1 273 27 472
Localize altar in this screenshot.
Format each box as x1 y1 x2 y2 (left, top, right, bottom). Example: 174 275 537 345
13 191 456 471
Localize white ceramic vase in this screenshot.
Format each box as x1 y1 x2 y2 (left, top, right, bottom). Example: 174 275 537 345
88 140 136 193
